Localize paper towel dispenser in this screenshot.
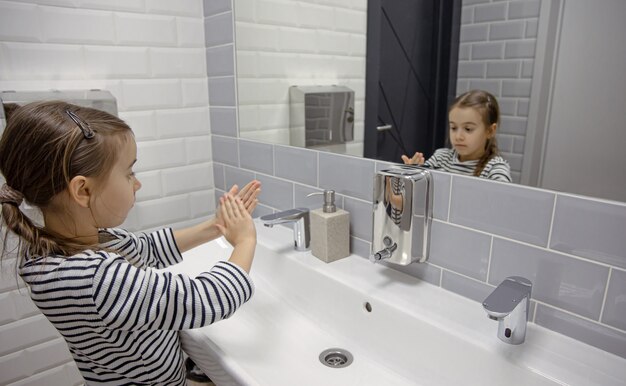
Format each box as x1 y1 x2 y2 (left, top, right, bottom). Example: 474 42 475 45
289 85 354 149
1 89 118 134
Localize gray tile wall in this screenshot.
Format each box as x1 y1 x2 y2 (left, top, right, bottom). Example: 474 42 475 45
207 0 626 361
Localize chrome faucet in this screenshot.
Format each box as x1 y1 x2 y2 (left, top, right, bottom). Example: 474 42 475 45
260 208 310 251
483 276 532 345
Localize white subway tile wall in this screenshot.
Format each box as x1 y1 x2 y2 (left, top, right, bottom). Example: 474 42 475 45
458 0 541 183
233 0 367 150
0 0 214 384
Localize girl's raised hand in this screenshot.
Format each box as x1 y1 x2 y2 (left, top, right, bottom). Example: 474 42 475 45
216 180 261 232
401 152 425 165
214 194 256 248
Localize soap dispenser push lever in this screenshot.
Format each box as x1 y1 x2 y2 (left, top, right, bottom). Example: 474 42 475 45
482 276 532 344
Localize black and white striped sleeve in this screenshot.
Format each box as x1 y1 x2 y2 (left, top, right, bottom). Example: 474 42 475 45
108 228 183 269
486 158 512 182
92 256 254 331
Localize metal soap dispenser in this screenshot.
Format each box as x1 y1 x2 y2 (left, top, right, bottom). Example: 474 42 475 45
307 190 350 263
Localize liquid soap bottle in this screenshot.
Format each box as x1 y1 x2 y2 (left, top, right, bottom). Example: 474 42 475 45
308 190 350 263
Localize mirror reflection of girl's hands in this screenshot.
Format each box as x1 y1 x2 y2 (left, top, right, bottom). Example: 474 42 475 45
401 152 425 165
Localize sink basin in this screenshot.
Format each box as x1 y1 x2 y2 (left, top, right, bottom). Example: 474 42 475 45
161 220 626 386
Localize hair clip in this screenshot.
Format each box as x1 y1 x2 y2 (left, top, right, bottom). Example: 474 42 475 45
65 109 95 139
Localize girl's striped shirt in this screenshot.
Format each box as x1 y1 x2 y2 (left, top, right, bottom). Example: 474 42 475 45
19 227 254 385
424 148 512 182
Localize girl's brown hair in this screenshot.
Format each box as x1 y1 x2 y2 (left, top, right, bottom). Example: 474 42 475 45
0 100 133 260
449 89 501 176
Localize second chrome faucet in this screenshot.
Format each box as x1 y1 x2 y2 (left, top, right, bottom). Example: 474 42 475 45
483 276 532 345
260 208 310 251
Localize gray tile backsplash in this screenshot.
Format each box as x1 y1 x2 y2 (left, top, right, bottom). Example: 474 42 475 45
449 175 554 246
211 136 626 358
602 269 626 331
550 195 626 269
490 238 609 320
209 107 237 137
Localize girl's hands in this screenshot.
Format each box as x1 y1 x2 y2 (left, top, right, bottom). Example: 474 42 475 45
214 194 256 247
401 152 425 165
216 180 261 231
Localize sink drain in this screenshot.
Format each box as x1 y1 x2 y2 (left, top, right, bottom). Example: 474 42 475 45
319 348 353 368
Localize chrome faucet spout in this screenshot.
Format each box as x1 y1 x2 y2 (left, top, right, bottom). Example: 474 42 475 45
483 276 532 344
260 208 310 251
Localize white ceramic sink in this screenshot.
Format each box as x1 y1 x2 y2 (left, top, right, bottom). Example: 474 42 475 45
162 220 626 386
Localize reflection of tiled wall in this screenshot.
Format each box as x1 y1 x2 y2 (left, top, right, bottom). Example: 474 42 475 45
232 0 366 153
457 0 541 183
212 137 626 359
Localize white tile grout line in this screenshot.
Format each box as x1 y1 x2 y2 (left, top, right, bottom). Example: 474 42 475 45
446 175 453 222
598 267 612 323
534 299 626 334
486 236 494 283
546 193 557 248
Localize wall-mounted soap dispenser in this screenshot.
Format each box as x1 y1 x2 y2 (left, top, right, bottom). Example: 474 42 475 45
371 166 432 265
308 190 350 263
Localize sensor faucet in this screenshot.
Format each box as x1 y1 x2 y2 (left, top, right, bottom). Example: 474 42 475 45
482 276 532 345
260 208 310 251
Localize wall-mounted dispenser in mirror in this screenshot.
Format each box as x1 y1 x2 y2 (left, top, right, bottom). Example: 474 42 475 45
289 85 355 154
371 166 433 265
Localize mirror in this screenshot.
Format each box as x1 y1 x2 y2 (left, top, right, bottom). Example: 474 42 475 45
234 0 626 203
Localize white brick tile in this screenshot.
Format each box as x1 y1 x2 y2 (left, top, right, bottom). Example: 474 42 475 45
234 0 255 22
298 3 335 30
457 61 485 78
525 19 538 38
84 46 149 78
134 170 162 201
0 290 39 325
181 78 210 107
334 7 366 33
460 24 488 43
517 99 529 116
316 30 351 55
71 0 145 13
505 40 536 59
134 194 191 228
10 361 82 386
468 79 499 95
461 7 473 24
177 17 205 47
497 134 514 153
189 189 216 218
256 52 298 77
471 42 503 60
458 43 470 61
349 33 366 56
257 0 300 27
241 127 289 145
278 28 318 53
513 135 526 153
500 115 528 135
474 2 507 23
119 110 157 140
236 79 290 105
0 315 60 357
115 13 177 46
122 79 182 110
162 163 212 195
0 258 23 293
237 105 259 130
497 97 517 116
489 20 525 41
259 104 289 129
521 60 534 78
150 47 206 78
235 23 278 51
0 1 42 42
0 339 74 385
186 135 212 163
41 6 115 44
147 0 202 17
136 138 187 171
486 61 520 78
0 42 84 80
335 56 365 78
236 51 257 77
502 79 531 97
156 106 209 138
508 0 540 20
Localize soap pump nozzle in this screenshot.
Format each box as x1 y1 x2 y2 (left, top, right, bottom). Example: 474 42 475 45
307 190 336 213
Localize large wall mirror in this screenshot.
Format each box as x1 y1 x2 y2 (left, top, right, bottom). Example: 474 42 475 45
234 0 626 203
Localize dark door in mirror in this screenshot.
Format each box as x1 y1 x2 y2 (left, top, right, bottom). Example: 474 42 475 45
364 0 461 163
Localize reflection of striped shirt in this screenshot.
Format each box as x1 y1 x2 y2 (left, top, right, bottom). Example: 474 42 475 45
424 148 512 182
19 228 254 386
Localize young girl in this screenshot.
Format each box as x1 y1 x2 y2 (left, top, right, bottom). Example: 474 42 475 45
402 90 512 182
0 101 261 385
